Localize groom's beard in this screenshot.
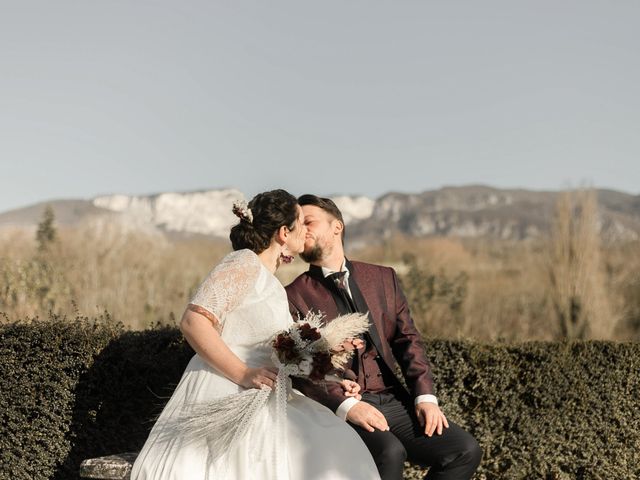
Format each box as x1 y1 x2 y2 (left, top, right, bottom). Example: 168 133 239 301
300 242 324 264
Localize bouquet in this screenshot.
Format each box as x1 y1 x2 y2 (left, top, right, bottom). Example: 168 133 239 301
272 310 370 381
162 311 370 459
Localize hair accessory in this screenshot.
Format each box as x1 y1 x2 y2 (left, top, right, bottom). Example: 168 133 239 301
232 200 253 224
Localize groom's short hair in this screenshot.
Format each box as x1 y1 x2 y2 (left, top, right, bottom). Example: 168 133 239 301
298 194 345 242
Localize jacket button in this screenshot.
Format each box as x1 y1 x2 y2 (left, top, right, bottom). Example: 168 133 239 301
363 354 368 359
365 373 370 379
377 372 382 377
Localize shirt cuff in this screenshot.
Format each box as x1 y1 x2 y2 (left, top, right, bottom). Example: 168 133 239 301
415 394 438 406
336 397 360 421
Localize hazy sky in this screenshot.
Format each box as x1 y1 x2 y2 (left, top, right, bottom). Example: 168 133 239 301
1 1 639 212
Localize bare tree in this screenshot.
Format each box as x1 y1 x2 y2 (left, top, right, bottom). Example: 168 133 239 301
546 189 617 339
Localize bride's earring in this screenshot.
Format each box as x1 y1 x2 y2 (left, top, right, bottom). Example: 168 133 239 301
280 245 294 264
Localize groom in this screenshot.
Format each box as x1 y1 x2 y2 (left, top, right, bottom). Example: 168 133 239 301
286 195 482 480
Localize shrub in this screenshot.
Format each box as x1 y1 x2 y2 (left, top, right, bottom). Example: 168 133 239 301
406 340 640 479
1 317 638 480
0 316 193 480
400 253 468 336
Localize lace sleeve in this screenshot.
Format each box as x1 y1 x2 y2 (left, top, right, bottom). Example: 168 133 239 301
188 249 261 330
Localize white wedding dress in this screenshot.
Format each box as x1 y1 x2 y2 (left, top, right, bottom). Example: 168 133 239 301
131 249 380 480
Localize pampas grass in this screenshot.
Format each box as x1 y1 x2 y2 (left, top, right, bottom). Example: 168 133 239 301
319 312 371 368
158 387 271 460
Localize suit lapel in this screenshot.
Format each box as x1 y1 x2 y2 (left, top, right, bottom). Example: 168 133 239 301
348 260 410 394
345 260 386 358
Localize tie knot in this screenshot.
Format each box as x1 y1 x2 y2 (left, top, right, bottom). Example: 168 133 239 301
328 271 348 290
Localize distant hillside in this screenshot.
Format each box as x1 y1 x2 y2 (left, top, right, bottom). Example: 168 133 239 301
1 186 638 243
349 186 640 243
0 199 110 226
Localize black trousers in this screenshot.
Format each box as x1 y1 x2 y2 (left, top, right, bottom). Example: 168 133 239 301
348 391 482 480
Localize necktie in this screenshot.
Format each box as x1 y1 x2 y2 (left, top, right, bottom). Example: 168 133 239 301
328 271 357 313
327 270 366 376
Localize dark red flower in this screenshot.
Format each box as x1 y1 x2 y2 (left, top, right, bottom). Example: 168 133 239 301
273 333 298 362
298 323 321 342
309 351 335 381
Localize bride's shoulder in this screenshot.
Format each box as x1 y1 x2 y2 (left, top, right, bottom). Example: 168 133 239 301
221 248 259 264
190 249 263 319
215 249 261 274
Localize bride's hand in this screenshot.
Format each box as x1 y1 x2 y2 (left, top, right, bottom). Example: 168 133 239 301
239 366 278 390
340 379 362 400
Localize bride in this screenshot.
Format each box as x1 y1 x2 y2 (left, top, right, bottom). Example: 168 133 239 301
131 189 380 479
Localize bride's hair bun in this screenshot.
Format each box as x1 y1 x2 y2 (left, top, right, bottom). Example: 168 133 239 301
230 189 298 254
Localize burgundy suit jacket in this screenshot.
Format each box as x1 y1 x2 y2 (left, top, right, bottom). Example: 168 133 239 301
285 260 435 413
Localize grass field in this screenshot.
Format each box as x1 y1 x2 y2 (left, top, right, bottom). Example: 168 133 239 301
2 216 638 341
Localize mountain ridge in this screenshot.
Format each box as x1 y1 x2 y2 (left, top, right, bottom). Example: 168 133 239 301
1 186 638 243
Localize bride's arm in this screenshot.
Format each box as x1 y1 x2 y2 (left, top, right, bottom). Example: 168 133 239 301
180 308 277 389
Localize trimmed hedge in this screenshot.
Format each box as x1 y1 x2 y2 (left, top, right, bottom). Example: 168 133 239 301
0 318 638 480
405 341 640 480
0 317 193 480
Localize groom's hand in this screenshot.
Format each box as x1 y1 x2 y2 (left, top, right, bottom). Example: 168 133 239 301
346 402 389 433
416 402 449 437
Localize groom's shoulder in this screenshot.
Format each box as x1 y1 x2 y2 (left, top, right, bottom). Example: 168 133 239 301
285 271 315 294
350 259 395 278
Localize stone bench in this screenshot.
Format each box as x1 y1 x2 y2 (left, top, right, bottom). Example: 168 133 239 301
80 452 427 479
80 452 138 480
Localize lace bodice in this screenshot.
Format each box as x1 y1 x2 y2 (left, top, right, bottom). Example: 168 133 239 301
189 249 292 352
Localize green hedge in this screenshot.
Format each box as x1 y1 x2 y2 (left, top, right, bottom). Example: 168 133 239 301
0 317 193 480
405 341 640 480
0 318 638 480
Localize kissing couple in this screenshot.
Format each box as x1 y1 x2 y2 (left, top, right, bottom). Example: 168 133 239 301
131 189 482 480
